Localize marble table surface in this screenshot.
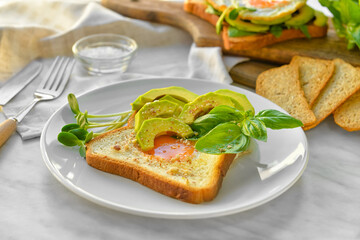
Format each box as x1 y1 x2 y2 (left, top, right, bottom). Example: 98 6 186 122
1 0 359 238
1 84 360 239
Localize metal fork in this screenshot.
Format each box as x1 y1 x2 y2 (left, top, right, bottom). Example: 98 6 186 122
0 56 76 147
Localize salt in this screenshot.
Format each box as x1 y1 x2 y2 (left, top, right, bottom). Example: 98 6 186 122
80 46 128 58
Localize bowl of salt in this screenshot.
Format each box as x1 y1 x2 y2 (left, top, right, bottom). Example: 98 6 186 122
72 33 138 74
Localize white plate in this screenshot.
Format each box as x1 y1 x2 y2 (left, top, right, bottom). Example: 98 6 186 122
40 78 308 219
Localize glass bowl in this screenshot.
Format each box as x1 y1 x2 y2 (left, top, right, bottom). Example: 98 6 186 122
72 34 138 74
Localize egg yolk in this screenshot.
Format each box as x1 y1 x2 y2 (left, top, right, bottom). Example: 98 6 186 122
248 0 288 8
146 135 196 161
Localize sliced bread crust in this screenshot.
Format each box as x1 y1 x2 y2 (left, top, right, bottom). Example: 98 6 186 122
304 59 360 130
333 90 360 131
184 0 328 50
86 124 237 204
290 56 335 107
256 64 316 127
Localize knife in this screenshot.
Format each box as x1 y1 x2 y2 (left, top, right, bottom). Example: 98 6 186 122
0 61 42 106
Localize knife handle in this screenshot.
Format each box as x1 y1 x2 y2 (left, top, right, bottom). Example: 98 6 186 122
0 118 17 147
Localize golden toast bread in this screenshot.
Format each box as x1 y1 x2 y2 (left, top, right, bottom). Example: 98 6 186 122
290 56 334 107
256 64 316 127
222 25 328 51
184 0 328 50
304 59 360 130
333 90 360 131
86 116 238 204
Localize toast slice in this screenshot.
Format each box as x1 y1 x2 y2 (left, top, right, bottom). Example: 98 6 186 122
256 64 316 127
184 0 328 50
86 124 237 204
304 59 360 130
222 25 328 51
333 90 360 131
290 56 335 107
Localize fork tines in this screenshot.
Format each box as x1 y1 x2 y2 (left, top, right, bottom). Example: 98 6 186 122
38 56 76 95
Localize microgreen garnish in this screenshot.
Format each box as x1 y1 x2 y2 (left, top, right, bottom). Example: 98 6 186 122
57 93 133 157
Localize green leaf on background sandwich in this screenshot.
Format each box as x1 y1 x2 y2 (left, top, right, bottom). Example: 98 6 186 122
270 25 283 38
299 25 311 39
228 26 258 37
228 9 239 20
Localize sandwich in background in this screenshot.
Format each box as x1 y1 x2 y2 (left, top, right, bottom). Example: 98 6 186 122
184 0 328 50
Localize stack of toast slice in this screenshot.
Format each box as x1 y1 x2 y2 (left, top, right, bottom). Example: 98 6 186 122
256 56 360 131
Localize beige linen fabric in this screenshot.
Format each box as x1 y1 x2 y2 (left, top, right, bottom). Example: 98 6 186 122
0 0 248 139
0 0 192 82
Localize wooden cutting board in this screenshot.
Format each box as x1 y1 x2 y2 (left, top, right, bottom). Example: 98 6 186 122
101 0 360 88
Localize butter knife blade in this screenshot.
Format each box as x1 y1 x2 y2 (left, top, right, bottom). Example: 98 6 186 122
0 61 42 106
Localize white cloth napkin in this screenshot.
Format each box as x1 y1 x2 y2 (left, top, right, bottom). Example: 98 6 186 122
0 1 248 140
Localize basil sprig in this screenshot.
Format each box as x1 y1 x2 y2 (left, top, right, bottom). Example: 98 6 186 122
190 105 303 154
319 0 360 50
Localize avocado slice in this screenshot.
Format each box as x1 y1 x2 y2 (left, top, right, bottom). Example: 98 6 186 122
214 89 255 114
179 92 235 124
314 10 327 27
136 117 193 151
285 5 315 27
159 95 186 107
132 86 198 111
134 100 181 132
251 14 292 26
225 14 269 33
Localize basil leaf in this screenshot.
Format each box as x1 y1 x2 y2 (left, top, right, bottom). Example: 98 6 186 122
69 128 88 141
319 0 360 49
191 113 239 137
241 117 267 142
348 23 360 49
332 17 347 37
255 109 303 129
270 25 283 38
319 0 341 20
338 0 360 24
58 132 82 147
195 123 249 154
299 25 311 39
209 105 243 116
61 123 80 132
